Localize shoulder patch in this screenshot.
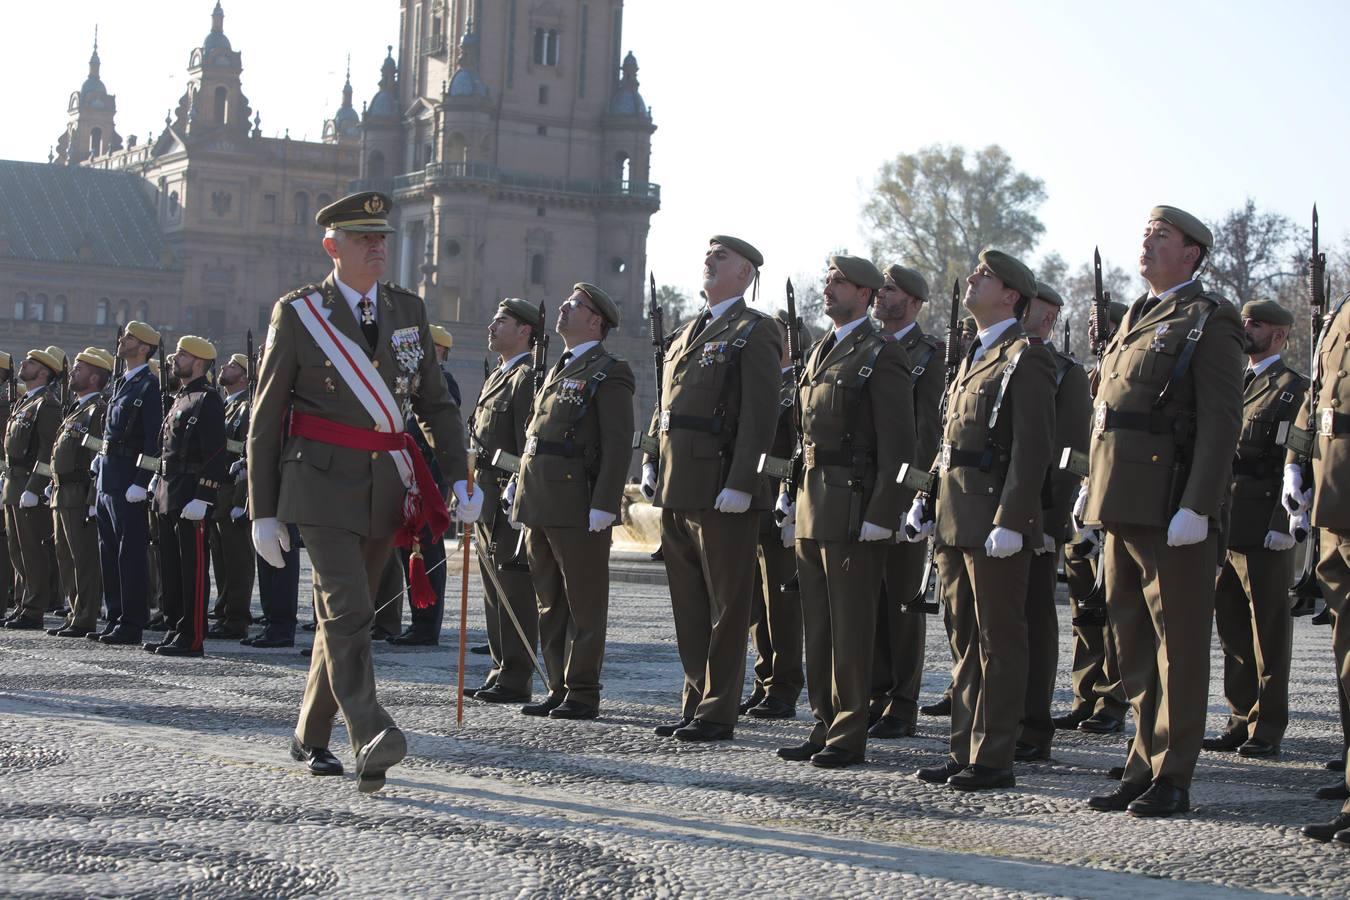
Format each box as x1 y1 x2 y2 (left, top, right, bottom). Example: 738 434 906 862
280 282 322 303
742 305 770 319
382 281 421 299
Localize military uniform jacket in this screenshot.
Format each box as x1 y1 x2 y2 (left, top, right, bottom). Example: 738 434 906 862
249 274 468 539
1046 343 1092 543
2 384 61 505
645 299 781 511
97 366 163 496
932 322 1055 549
213 391 250 520
1084 281 1244 528
50 393 107 509
1226 358 1308 548
514 343 635 528
769 369 796 461
1290 296 1350 531
471 355 534 486
796 318 914 542
154 375 227 516
898 324 945 476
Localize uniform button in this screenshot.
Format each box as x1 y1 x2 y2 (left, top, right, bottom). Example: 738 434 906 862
1340 371 1347 377
1334 399 1342 408
371 452 379 460
565 474 572 480
1111 372 1120 379
296 451 302 459
324 360 333 367
1151 455 1159 462
373 360 380 368
805 406 813 414
987 487 994 494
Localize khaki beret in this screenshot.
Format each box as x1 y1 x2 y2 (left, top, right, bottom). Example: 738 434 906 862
27 347 65 374
176 334 217 361
829 255 884 290
709 235 763 269
1149 205 1213 249
125 320 160 346
883 264 929 302
316 191 396 234
1109 300 1128 326
0 351 10 371
573 282 620 327
428 324 455 350
226 353 249 370
1034 281 1064 307
497 298 542 328
1241 299 1294 327
978 249 1037 300
75 347 114 372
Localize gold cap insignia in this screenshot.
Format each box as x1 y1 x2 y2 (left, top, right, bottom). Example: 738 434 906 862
363 196 385 215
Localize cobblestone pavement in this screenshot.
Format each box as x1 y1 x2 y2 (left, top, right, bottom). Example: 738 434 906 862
2 549 1349 898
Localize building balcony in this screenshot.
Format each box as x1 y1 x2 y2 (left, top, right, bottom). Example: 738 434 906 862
352 164 660 210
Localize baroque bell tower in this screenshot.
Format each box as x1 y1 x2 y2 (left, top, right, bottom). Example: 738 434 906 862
55 28 121 165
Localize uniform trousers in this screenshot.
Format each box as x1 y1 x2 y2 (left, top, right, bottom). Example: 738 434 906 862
747 511 803 705
0 516 11 612
475 488 538 694
1063 539 1128 719
159 514 210 651
6 503 54 621
870 538 927 724
96 491 150 631
256 523 300 640
1214 545 1294 744
1020 546 1061 754
53 504 102 631
210 515 256 631
525 524 610 711
1313 529 1350 811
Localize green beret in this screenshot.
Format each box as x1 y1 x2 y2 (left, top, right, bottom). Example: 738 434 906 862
1109 300 1128 326
316 191 396 234
883 264 929 301
709 235 763 269
978 248 1036 300
829 255 884 290
1149 205 1212 248
1240 299 1294 327
498 297 542 328
1034 281 1064 307
573 282 620 327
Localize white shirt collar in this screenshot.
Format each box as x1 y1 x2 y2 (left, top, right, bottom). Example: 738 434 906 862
973 317 1018 361
499 351 531 373
225 388 249 403
705 295 742 323
123 363 148 381
77 391 99 404
562 340 599 360
832 314 870 343
334 275 377 322
891 321 918 342
1248 354 1281 378
1149 279 1195 300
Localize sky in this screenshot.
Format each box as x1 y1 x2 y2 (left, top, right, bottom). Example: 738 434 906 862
5 0 1349 306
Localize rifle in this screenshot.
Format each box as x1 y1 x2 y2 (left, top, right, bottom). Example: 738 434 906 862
1282 206 1325 542
1090 246 1111 359
1062 318 1071 357
635 273 664 456
753 278 806 593
138 337 170 477
533 300 550 396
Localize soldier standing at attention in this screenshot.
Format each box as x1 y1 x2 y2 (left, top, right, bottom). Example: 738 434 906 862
145 336 227 658
1081 206 1243 817
0 352 13 618
3 347 66 630
1202 300 1305 759
777 255 913 769
868 264 943 740
250 191 477 792
208 353 254 640
46 348 112 638
643 236 780 742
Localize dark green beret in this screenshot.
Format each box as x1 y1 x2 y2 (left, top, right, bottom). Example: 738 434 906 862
1149 205 1212 248
883 264 929 302
316 191 396 233
498 297 542 328
1034 281 1064 308
573 282 620 327
1109 300 1128 326
709 235 763 269
978 249 1036 300
829 255 884 290
960 315 977 333
1241 299 1294 327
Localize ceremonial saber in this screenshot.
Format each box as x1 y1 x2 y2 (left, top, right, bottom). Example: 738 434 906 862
457 451 477 727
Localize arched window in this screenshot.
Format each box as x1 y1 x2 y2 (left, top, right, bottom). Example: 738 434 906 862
115 299 130 327
30 293 47 322
367 150 386 179
14 292 27 320
533 29 560 66
616 152 631 187
90 127 103 157
51 295 66 323
530 254 546 285
294 191 310 225
214 86 228 124
96 298 110 325
169 191 180 217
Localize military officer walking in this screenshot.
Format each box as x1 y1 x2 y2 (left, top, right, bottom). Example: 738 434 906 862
642 236 780 742
1081 206 1243 817
250 191 477 791
513 283 634 720
776 255 913 768
208 353 255 640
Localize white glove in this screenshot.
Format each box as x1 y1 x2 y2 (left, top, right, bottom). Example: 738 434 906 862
1263 529 1296 552
1166 507 1209 547
903 497 932 542
252 516 291 569
42 484 53 501
125 484 148 504
780 521 796 548
984 526 1023 558
87 505 96 519
640 463 658 500
18 490 39 509
859 521 893 542
1281 463 1311 516
1291 512 1311 542
1034 532 1057 555
453 480 483 524
588 508 616 532
147 475 162 500
181 499 209 521
230 506 246 521
502 479 517 513
1072 485 1089 529
228 458 246 477
774 491 795 526
714 487 752 514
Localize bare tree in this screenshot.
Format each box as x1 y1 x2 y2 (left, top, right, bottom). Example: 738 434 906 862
1205 199 1305 306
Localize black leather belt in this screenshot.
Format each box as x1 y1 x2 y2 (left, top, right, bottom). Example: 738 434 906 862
1100 408 1175 434
51 474 90 488
803 444 874 468
1232 457 1279 478
102 441 141 459
659 411 724 435
1319 409 1350 437
528 438 578 458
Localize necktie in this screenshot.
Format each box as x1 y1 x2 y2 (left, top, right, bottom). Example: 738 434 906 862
1244 368 1256 390
966 336 983 365
690 311 712 342
1138 296 1161 319
358 296 378 348
554 351 573 375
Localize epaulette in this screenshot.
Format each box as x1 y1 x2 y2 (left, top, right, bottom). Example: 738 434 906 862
280 283 322 303
741 305 771 319
382 281 421 299
918 333 943 349
1194 289 1226 307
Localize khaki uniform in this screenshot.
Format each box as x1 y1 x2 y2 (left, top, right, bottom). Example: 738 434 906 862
3 383 62 623
646 299 781 727
50 393 106 631
514 343 634 711
1062 532 1128 719
795 319 914 754
871 324 944 725
1021 342 1092 754
210 390 254 632
932 321 1055 770
1084 281 1244 789
0 387 12 613
250 274 467 752
470 355 538 695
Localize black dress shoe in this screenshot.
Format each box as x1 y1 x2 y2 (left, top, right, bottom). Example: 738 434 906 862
748 696 797 720
1052 710 1092 730
522 696 564 717
674 719 734 742
464 682 494 700
100 627 144 645
4 616 44 630
206 624 247 640
1201 730 1247 752
654 717 693 737
45 625 64 636
1107 765 1127 780
811 746 864 769
289 736 344 776
387 630 438 646
868 715 915 739
1237 738 1279 758
777 741 824 762
1127 779 1189 817
1300 812 1350 842
1079 713 1125 734
1087 780 1149 811
369 626 396 641
948 764 1014 790
249 636 296 648
1014 741 1050 762
549 700 599 720
1326 757 1346 772
156 644 204 658
1314 783 1349 801
1333 829 1350 848
919 697 951 717
475 685 531 704
146 615 168 630
738 689 766 716
144 632 178 652
302 622 318 632
469 643 491 655
355 726 407 794
55 626 93 638
87 625 116 641
300 647 312 658
915 760 966 784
